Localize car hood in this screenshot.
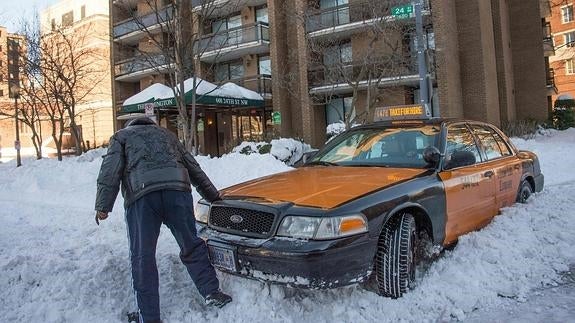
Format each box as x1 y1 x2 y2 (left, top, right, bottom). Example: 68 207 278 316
220 166 428 209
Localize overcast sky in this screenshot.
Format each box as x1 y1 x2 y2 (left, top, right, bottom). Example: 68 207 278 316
1 0 60 33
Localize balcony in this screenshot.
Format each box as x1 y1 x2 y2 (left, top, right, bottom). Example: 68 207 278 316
543 21 555 57
115 54 170 82
113 5 173 45
306 0 430 39
546 68 558 94
196 22 270 63
217 74 272 98
308 53 434 95
540 0 551 18
192 0 267 18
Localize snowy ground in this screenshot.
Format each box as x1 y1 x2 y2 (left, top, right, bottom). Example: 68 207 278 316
1 129 575 322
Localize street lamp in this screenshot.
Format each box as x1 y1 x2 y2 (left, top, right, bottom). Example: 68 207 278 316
10 84 21 167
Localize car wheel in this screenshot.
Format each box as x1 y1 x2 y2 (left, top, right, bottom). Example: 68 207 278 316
375 213 417 298
516 180 533 203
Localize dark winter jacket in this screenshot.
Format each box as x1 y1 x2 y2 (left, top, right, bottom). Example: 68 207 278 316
94 117 220 212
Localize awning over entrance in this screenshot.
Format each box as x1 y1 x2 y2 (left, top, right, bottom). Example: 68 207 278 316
121 77 265 113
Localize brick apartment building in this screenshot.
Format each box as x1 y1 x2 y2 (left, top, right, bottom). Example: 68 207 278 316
549 0 575 105
41 0 115 150
111 0 553 155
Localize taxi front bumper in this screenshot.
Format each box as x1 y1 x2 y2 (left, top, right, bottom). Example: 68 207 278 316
197 225 377 289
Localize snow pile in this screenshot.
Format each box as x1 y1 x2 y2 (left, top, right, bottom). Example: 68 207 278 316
0 130 575 322
76 148 108 163
212 82 263 100
326 121 347 138
231 138 313 165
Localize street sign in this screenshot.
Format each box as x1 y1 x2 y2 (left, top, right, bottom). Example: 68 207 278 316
391 4 414 19
144 103 155 116
272 111 281 125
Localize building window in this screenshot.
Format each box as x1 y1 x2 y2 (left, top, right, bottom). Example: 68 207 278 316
215 61 244 82
0 89 3 97
81 5 86 19
562 5 574 23
565 31 575 47
256 6 268 24
566 59 575 74
326 97 354 124
323 42 352 65
258 55 271 75
0 74 3 81
62 11 74 27
51 18 56 30
211 14 242 33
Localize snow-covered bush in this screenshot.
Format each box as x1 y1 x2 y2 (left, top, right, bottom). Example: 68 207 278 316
76 148 107 163
232 138 312 166
326 121 347 141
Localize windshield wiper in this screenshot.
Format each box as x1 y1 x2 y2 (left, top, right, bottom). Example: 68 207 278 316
306 160 340 167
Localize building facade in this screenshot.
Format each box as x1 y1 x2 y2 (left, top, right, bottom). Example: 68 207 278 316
549 0 575 106
41 0 114 149
110 0 552 153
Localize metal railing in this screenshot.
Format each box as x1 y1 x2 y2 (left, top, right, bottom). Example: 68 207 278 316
196 22 270 53
113 5 173 39
306 0 430 33
546 68 556 87
216 74 272 95
115 54 170 77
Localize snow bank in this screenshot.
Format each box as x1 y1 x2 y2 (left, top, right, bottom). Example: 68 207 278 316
0 130 574 322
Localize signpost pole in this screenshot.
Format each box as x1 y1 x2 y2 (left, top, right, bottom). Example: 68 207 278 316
414 0 432 117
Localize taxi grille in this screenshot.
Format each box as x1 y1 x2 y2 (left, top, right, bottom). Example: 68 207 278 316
209 206 275 238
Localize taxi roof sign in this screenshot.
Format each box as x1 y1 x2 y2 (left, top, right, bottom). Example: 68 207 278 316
373 104 431 122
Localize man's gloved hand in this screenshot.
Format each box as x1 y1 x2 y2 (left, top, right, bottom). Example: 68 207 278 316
95 211 109 225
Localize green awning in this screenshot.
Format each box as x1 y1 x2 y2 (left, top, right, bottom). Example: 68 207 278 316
121 78 264 113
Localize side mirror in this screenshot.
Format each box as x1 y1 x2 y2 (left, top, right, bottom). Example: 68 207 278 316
445 151 476 170
295 150 319 167
423 146 441 167
302 150 318 163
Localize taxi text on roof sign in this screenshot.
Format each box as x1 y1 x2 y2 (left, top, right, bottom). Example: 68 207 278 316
374 104 429 122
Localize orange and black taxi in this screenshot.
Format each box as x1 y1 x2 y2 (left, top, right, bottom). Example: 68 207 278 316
195 106 544 298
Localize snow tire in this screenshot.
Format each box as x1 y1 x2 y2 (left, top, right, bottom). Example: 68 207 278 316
375 213 417 298
516 180 533 203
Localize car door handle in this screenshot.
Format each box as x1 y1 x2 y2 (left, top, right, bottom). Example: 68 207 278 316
484 171 494 178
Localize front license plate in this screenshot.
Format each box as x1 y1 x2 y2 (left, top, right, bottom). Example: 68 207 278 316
208 243 237 272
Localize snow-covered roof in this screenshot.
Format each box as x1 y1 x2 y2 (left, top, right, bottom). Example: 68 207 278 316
212 82 264 101
123 83 173 106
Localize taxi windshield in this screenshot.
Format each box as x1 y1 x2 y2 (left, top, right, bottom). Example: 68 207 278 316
309 125 441 168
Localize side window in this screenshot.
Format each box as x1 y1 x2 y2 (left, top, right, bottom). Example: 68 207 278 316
471 125 511 160
491 129 512 157
445 124 481 168
471 125 503 160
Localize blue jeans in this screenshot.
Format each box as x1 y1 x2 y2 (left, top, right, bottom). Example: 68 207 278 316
125 190 219 322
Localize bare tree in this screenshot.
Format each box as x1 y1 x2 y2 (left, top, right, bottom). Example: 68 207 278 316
40 24 108 155
282 0 434 130
114 0 245 153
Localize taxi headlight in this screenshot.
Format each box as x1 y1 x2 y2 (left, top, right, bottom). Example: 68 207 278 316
277 214 368 240
194 200 210 224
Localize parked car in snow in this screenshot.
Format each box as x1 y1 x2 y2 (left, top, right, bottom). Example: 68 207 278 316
195 117 544 298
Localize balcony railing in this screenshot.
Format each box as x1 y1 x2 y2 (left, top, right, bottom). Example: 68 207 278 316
113 5 173 39
546 68 555 87
217 74 272 96
306 0 430 33
308 54 429 88
115 54 170 77
196 22 270 53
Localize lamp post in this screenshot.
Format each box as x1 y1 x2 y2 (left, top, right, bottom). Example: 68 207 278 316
11 84 21 167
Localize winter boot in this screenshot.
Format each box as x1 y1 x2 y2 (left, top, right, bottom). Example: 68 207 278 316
204 291 232 308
